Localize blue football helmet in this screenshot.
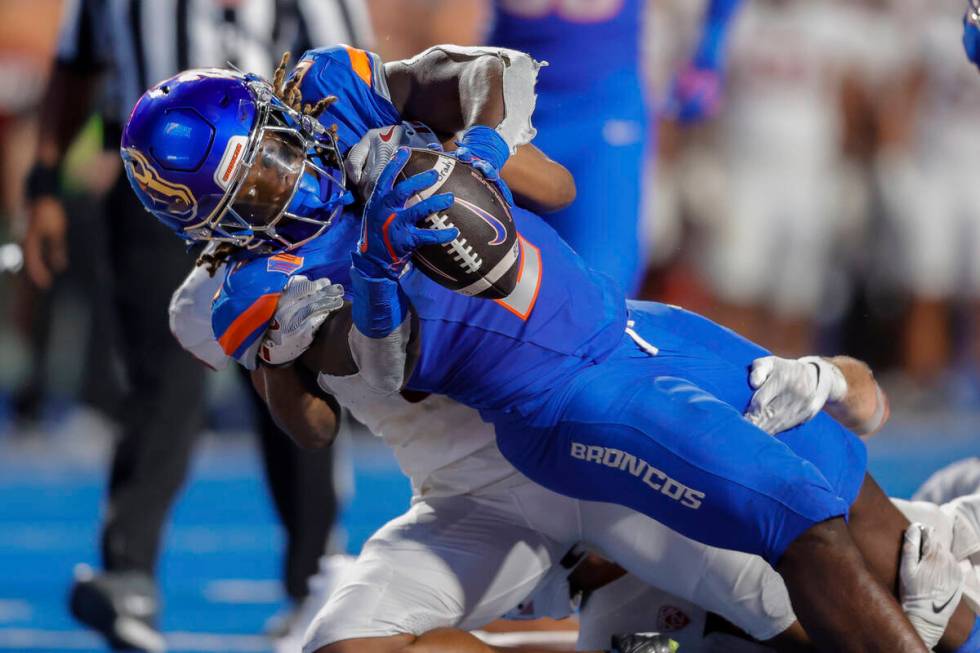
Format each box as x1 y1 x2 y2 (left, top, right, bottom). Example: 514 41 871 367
121 68 349 251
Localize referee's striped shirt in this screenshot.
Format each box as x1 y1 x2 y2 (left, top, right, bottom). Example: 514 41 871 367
55 0 373 132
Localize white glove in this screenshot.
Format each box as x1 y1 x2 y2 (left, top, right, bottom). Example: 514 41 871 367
745 355 848 435
259 275 344 366
900 522 965 649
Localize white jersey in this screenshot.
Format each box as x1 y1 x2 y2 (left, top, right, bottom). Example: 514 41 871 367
915 458 980 506
913 3 980 165
315 373 520 500
723 0 851 169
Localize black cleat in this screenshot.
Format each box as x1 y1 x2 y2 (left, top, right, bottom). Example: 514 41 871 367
68 564 166 652
612 632 679 653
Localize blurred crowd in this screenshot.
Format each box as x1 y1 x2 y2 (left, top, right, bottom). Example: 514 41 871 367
647 0 980 412
0 0 978 427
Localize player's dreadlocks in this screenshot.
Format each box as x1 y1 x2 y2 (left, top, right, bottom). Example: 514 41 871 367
196 242 238 276
272 52 339 122
192 53 343 274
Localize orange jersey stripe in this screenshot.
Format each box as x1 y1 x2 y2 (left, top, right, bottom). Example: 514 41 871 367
343 45 373 87
218 293 280 355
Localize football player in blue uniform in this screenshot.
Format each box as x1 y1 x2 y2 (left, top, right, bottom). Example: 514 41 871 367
486 0 742 295
121 47 979 652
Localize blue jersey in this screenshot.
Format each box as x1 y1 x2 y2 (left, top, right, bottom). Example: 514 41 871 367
212 217 360 365
214 203 627 404
488 1 648 295
402 208 626 412
488 0 643 96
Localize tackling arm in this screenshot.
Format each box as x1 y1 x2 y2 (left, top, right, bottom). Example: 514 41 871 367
250 363 340 449
823 356 889 437
498 144 575 214
747 354 889 437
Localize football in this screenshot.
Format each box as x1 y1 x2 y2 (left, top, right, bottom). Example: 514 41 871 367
398 148 520 300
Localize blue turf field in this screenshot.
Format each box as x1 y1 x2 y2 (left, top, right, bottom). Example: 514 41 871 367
0 408 977 652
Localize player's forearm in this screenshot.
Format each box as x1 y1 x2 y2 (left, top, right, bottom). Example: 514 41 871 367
388 46 541 157
393 47 504 135
825 356 889 437
501 144 576 213
251 364 339 449
34 63 101 168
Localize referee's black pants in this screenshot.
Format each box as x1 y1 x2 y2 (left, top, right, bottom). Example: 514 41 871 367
99 177 336 602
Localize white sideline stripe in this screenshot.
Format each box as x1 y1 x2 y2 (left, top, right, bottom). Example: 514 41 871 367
203 579 283 604
0 629 270 652
472 629 578 647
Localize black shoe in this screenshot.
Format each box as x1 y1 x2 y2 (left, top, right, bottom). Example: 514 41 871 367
612 632 678 653
68 565 166 652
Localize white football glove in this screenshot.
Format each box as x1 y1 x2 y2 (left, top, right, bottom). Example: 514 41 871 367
745 356 847 435
900 522 965 649
259 275 344 366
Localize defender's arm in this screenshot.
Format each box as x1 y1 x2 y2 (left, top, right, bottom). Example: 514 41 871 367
251 363 340 449
823 355 889 437
499 144 576 213
747 354 889 437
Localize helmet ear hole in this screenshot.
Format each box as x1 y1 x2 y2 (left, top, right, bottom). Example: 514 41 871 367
218 93 231 108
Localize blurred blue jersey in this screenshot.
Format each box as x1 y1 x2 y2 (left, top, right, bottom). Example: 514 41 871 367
488 0 649 295
489 0 643 94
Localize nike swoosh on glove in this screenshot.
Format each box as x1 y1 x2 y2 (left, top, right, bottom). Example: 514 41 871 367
900 522 965 649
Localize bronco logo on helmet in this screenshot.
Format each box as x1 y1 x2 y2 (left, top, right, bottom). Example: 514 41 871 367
122 147 198 223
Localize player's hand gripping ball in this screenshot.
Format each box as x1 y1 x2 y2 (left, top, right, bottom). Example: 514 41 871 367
358 146 521 300
356 146 458 277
